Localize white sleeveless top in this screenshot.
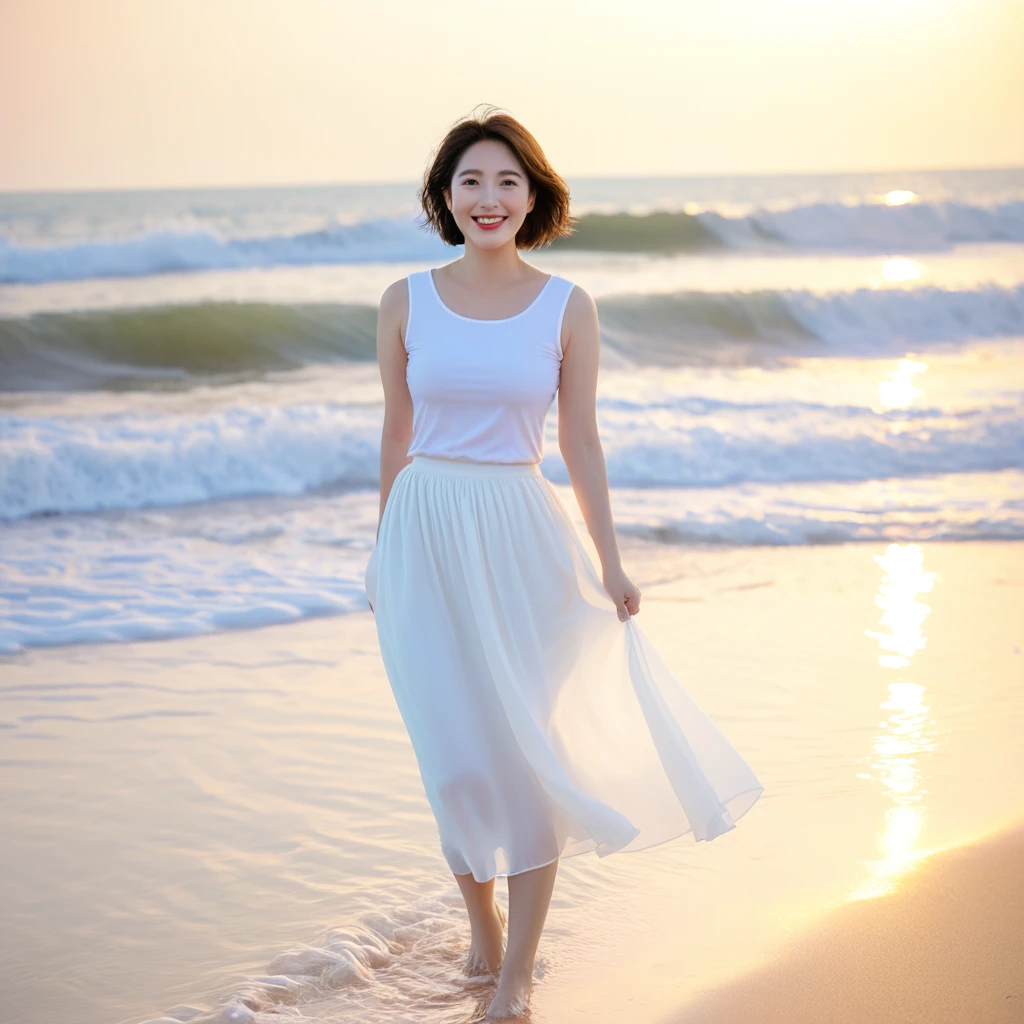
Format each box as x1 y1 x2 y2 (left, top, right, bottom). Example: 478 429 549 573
404 269 576 465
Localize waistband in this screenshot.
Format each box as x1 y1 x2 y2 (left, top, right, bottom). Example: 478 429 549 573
407 455 543 478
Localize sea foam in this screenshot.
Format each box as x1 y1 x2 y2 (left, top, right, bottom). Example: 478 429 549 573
3 393 1022 520
3 199 1024 285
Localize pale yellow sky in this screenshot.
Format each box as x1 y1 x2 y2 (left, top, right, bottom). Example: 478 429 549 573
1 0 1022 192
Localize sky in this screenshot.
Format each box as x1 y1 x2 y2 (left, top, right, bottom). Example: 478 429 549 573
1 0 1022 192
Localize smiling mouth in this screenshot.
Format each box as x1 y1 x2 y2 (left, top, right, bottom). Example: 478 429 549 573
472 216 507 228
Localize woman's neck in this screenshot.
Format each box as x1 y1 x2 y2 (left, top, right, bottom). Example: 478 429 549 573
446 243 534 291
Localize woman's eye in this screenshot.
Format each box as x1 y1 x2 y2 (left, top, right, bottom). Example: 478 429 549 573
502 179 517 186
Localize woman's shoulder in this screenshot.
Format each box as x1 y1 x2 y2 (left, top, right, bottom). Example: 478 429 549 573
552 279 598 360
379 275 412 314
557 278 597 318
378 276 413 343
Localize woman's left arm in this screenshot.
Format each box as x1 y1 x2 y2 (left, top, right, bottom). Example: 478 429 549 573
557 286 641 621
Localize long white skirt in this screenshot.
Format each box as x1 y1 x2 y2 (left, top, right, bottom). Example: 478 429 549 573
365 455 763 883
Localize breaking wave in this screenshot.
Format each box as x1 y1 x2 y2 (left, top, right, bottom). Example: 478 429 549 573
3 199 1023 284
2 284 1022 389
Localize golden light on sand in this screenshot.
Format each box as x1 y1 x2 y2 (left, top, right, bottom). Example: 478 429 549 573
880 257 922 282
878 357 927 409
853 544 939 899
884 189 917 205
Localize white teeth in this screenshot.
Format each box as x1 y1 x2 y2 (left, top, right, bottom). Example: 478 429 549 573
475 216 505 224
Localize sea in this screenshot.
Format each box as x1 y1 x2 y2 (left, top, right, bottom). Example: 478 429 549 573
1 169 1023 652
1 169 1023 1024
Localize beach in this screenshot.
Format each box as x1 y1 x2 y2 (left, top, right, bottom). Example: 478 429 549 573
671 819 1024 1024
3 168 1024 1022
2 537 1021 1024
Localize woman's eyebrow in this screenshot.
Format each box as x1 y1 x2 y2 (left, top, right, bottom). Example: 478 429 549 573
457 169 523 178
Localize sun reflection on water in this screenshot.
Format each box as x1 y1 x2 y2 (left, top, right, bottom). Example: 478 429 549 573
853 544 939 900
878 357 927 411
880 256 922 282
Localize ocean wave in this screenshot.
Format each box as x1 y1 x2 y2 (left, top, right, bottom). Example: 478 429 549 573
3 284 1023 390
609 471 1024 546
0 217 450 284
3 199 1023 284
2 470 1021 653
562 199 1024 253
597 284 1024 363
3 397 1022 521
703 198 1024 250
0 402 382 520
0 302 379 389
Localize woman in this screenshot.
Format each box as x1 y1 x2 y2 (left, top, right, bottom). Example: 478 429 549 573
365 107 763 1020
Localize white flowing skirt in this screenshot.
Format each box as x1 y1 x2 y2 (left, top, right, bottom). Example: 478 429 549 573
365 455 763 883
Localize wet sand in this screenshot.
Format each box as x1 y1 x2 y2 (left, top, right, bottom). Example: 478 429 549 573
1 538 1022 1024
669 820 1024 1024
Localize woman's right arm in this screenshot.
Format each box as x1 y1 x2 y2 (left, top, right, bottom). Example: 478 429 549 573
376 279 413 540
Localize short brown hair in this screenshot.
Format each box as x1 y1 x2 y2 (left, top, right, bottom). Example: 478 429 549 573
419 106 574 249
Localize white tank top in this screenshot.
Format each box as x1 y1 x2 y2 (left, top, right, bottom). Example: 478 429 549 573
403 269 576 464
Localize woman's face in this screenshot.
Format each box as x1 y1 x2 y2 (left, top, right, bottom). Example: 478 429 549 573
445 139 536 250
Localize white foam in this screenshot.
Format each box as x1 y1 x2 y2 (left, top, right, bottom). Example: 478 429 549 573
701 199 1024 251
607 470 1024 546
3 199 1024 286
3 374 1022 521
0 489 379 654
1 401 382 519
2 470 1022 653
134 888 495 1024
787 284 1024 351
0 217 451 285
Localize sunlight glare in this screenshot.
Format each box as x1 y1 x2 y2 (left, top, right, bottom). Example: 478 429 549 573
881 257 922 282
864 544 936 667
852 544 939 900
879 358 928 410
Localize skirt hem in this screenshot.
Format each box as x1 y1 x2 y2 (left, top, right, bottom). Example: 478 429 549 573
459 783 765 883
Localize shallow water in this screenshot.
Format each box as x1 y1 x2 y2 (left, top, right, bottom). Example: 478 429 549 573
4 331 1023 651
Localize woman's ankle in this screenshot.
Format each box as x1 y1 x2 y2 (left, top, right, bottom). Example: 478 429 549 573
497 958 534 987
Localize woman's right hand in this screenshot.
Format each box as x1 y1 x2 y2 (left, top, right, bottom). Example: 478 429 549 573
602 564 641 621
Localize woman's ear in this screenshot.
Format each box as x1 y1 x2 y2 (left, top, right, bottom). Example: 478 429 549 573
527 188 536 215
443 188 452 213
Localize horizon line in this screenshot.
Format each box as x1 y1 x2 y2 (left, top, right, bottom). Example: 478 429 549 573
2 161 1022 198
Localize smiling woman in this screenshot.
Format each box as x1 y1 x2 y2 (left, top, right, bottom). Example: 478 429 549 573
364 106 763 1020
418 107 573 249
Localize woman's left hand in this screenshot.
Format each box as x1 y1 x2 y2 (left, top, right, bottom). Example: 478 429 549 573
602 565 641 621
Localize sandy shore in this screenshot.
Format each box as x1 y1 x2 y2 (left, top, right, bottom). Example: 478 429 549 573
3 538 1022 1024
669 820 1024 1024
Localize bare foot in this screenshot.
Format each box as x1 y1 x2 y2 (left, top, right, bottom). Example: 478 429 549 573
464 900 506 978
485 967 533 1020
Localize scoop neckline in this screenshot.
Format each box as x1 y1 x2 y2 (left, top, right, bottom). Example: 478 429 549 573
427 269 555 323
